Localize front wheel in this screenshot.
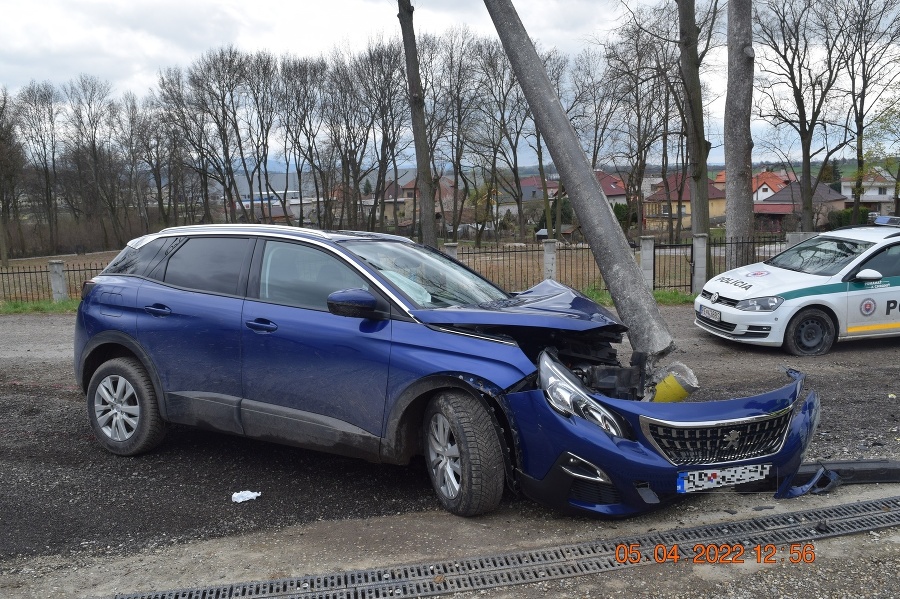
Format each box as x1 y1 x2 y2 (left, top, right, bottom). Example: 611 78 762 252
87 357 166 455
424 391 505 516
783 308 835 356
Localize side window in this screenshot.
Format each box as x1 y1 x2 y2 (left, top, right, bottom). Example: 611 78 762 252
161 237 251 295
861 245 900 279
259 241 368 310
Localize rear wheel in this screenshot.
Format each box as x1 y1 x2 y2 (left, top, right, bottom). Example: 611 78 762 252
424 391 504 516
783 308 835 356
87 357 166 455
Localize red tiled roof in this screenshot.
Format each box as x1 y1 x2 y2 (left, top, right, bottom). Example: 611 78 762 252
752 171 789 194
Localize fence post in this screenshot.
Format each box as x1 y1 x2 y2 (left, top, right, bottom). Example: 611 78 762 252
639 236 654 289
542 239 557 280
49 260 68 302
692 234 708 293
443 243 458 260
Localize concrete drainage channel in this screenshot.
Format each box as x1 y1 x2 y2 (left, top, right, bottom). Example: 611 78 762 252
112 495 900 599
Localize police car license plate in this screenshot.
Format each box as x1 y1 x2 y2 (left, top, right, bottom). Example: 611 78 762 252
677 464 771 493
699 306 721 322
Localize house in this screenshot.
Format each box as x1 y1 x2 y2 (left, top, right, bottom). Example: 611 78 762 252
593 170 628 205
754 182 847 231
840 167 896 214
642 174 726 230
752 171 791 201
710 170 789 201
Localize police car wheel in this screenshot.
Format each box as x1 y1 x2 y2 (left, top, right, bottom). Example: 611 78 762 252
783 308 835 356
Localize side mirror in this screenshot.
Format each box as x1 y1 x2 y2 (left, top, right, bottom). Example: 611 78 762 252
854 268 883 282
327 288 382 319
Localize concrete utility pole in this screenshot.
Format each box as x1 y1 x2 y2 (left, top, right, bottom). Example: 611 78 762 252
482 0 675 363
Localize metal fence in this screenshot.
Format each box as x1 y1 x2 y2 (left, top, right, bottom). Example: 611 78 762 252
0 236 788 303
0 262 106 302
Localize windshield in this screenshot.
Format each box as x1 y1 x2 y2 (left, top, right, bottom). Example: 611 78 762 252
341 240 509 308
765 236 874 276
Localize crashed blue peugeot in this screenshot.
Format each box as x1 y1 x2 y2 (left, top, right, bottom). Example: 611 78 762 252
75 224 820 517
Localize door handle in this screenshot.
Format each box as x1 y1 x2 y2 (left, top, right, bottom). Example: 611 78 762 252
245 319 278 333
144 304 172 317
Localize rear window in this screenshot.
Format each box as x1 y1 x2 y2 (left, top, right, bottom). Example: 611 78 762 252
102 238 167 276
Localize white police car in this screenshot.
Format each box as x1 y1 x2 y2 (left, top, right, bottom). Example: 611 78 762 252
695 216 900 355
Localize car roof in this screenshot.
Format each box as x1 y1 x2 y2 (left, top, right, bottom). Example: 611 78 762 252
818 225 900 244
132 224 413 247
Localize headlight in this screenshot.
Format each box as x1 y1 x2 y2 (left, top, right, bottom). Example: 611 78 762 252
735 296 783 311
538 351 626 437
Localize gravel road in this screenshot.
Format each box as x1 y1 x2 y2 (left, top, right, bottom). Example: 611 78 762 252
1 307 900 598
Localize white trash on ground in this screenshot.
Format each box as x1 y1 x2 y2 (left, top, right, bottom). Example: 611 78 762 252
231 490 262 503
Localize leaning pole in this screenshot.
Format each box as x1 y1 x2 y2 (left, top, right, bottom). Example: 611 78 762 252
482 0 676 366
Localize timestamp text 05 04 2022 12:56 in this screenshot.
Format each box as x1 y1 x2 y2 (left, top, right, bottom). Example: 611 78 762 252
614 543 817 565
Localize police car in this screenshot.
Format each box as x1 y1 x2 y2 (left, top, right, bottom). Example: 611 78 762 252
695 216 900 355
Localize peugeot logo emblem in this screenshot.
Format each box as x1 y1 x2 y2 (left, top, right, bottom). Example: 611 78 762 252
723 430 741 449
710 292 720 304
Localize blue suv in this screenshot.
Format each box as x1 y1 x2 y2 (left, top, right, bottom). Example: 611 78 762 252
75 225 820 516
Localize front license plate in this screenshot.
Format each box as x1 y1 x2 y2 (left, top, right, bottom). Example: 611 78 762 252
677 464 772 493
699 305 721 322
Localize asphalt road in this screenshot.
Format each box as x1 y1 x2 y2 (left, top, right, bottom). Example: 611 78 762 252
2 307 900 598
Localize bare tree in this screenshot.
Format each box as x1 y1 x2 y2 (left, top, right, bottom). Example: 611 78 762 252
356 37 408 232
436 26 479 241
15 80 63 251
0 86 26 264
604 13 668 240
724 0 755 268
569 47 618 172
676 0 719 236
188 47 247 224
63 74 127 245
841 0 900 224
754 0 853 231
398 0 437 247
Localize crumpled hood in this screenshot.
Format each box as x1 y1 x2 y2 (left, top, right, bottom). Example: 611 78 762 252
702 262 828 300
409 279 626 333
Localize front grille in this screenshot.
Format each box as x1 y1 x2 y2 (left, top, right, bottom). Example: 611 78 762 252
640 409 793 466
569 478 621 505
696 312 737 332
701 290 738 307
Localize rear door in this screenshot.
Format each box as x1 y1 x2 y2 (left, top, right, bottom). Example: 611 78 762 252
135 236 254 433
240 239 392 458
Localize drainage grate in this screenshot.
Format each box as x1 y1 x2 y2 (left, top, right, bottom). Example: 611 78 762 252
113 495 900 599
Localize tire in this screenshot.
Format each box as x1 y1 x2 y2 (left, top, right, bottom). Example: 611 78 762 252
424 390 505 516
783 308 835 356
87 357 166 456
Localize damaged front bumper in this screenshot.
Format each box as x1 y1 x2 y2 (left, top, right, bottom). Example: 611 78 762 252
504 368 820 517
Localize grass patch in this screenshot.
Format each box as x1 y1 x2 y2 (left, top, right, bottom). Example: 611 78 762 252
583 287 696 307
0 299 80 314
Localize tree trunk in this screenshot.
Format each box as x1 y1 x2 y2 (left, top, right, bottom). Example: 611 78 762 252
677 0 710 236
724 0 756 269
483 0 675 362
398 0 437 248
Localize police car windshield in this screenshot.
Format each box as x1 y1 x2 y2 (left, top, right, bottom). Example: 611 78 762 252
765 236 874 276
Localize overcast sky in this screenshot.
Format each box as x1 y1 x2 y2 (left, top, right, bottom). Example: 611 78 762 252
1 0 734 162
0 0 633 95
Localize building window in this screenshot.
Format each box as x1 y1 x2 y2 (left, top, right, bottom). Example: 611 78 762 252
762 187 769 193
879 187 887 195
